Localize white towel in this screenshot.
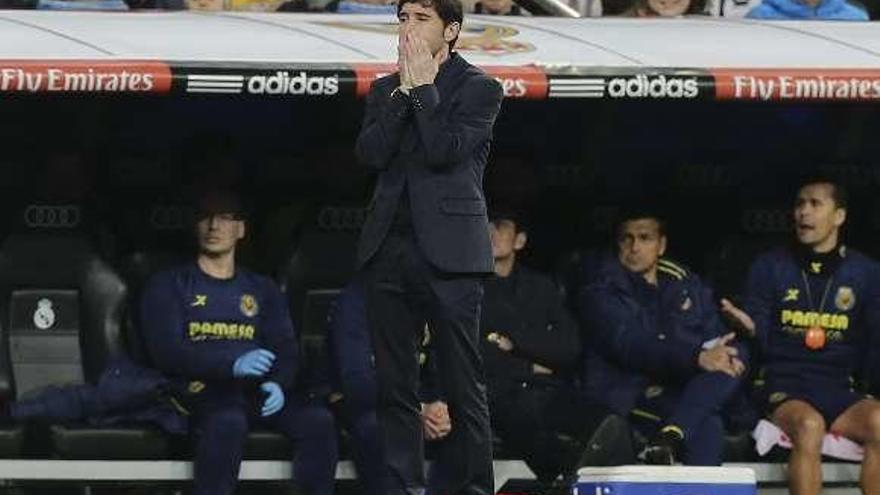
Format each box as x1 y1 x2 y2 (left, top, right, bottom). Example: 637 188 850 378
752 419 863 462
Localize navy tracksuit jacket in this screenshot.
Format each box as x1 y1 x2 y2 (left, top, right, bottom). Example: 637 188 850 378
140 263 337 495
743 245 880 421
577 255 746 465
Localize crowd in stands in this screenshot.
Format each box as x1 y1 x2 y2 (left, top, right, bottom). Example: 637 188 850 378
0 0 875 21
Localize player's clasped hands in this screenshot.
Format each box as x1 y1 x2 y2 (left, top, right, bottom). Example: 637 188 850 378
232 348 276 378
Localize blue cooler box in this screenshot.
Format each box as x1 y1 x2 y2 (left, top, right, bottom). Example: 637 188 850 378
573 466 756 495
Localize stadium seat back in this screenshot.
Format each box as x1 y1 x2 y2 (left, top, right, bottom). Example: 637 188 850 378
118 249 189 366
704 235 781 300
277 205 360 394
278 205 361 335
0 213 127 398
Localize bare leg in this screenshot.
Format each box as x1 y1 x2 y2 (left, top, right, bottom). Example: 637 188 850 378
771 400 826 495
829 399 880 495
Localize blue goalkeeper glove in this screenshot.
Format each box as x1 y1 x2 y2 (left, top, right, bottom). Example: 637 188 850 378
232 349 276 378
260 381 285 417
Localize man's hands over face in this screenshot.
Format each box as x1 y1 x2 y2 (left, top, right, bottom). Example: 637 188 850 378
397 29 449 90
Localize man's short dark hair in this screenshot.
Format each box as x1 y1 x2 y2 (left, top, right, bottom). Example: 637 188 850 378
489 204 527 233
797 174 848 209
615 205 667 238
397 0 463 50
194 188 247 221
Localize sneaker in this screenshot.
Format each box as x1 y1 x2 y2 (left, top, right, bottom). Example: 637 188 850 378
574 414 634 468
641 426 684 465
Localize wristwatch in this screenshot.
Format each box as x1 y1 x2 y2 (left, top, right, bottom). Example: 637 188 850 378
391 86 411 98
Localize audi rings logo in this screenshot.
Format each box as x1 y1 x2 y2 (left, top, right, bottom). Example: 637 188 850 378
149 206 188 231
546 166 597 188
674 164 737 189
741 209 791 234
24 205 81 229
317 207 365 232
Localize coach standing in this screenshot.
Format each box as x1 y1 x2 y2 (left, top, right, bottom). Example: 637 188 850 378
355 0 503 493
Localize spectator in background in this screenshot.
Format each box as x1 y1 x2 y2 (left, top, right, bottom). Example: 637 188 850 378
323 0 397 13
746 0 868 19
705 0 761 16
619 0 706 16
724 177 880 495
576 208 747 465
473 0 521 14
123 0 184 8
481 208 625 483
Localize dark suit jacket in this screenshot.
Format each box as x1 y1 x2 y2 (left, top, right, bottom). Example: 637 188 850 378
355 52 503 274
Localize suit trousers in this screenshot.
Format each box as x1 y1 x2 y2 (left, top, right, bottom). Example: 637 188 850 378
365 232 493 495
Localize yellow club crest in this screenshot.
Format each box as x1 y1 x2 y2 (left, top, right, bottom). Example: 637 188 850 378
835 286 855 311
240 294 259 317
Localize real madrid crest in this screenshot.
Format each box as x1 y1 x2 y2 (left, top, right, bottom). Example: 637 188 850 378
33 298 56 330
835 286 855 311
240 294 259 317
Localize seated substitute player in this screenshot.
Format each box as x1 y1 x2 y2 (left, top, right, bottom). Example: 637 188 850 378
724 177 880 495
140 189 338 495
577 208 747 465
